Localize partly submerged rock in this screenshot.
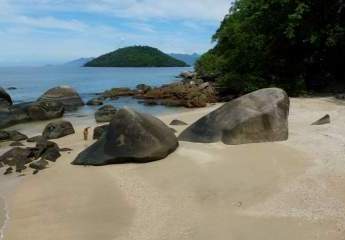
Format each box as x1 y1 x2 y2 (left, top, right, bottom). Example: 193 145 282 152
311 114 330 125
0 87 12 108
179 88 289 145
87 97 104 106
43 120 75 139
38 86 84 109
95 105 117 123
72 108 178 165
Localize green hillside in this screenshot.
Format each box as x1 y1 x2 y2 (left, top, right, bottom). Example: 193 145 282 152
85 46 189 67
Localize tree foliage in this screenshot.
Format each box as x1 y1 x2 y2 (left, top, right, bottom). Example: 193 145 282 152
85 46 189 67
196 0 345 95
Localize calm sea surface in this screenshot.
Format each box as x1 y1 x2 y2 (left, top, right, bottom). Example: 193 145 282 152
0 66 193 117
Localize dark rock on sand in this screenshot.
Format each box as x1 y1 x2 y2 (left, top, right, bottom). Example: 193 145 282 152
29 159 49 170
169 119 188 126
8 131 28 141
93 125 108 140
41 148 61 162
38 86 84 109
312 114 330 125
0 104 30 129
59 147 72 152
87 97 104 106
27 101 64 120
72 108 179 165
179 88 289 145
33 139 60 159
43 120 75 139
0 131 10 141
95 105 117 123
0 147 33 166
0 87 12 108
4 167 13 175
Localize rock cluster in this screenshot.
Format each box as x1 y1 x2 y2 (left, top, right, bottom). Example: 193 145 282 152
0 138 64 175
0 86 83 129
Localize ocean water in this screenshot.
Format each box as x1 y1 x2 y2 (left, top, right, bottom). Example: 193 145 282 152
0 66 193 117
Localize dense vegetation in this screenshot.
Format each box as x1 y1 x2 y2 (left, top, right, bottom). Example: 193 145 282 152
196 0 345 95
85 46 189 67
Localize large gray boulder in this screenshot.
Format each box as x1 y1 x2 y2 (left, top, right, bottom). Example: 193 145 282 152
27 101 64 120
178 88 289 145
43 120 75 139
72 108 178 165
0 87 12 108
38 86 84 109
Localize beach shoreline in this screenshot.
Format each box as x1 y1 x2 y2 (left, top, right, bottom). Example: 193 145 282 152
0 97 345 239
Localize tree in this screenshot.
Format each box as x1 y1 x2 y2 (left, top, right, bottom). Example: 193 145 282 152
196 0 345 95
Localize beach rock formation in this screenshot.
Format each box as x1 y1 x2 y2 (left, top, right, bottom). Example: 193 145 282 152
0 130 28 142
169 119 188 126
95 105 117 123
312 114 330 125
93 125 108 140
179 88 289 145
103 88 135 99
38 86 84 109
27 135 46 143
29 159 49 170
43 120 75 139
72 108 179 165
135 82 217 108
27 101 64 120
0 87 12 108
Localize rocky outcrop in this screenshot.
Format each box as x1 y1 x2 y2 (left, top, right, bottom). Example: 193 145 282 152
312 114 330 125
0 87 12 108
95 105 117 123
43 120 75 139
93 125 108 140
103 88 136 99
135 82 217 108
179 88 289 145
72 108 178 165
38 86 84 109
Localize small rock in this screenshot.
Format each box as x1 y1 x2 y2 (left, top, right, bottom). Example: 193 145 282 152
312 114 330 125
59 147 73 152
4 167 13 175
43 120 75 139
10 141 24 147
169 119 188 126
27 135 46 143
87 97 104 106
29 159 49 170
33 169 39 175
8 131 28 141
41 148 61 162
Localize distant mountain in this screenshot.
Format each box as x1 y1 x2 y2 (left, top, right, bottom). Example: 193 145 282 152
84 46 189 67
169 53 200 66
64 58 94 67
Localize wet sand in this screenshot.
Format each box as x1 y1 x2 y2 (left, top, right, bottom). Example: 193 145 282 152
1 98 345 239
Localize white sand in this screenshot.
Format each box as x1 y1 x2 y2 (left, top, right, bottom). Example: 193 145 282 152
1 98 345 239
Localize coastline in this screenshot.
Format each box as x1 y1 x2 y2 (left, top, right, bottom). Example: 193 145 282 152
0 97 345 239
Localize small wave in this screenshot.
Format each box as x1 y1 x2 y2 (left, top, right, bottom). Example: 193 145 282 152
0 197 10 240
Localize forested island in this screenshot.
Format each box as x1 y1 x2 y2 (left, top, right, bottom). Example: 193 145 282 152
85 46 189 67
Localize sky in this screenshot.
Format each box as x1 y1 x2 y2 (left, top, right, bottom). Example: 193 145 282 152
0 0 231 66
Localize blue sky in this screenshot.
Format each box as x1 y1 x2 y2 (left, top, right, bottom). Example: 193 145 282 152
0 0 231 66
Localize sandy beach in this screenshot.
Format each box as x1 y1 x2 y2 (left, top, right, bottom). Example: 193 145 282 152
1 97 345 239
